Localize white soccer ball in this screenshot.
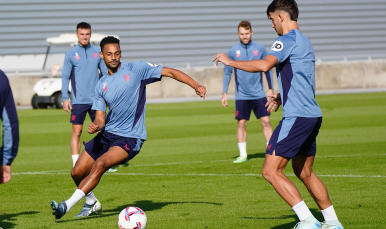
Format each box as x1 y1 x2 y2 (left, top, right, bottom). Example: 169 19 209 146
118 206 147 229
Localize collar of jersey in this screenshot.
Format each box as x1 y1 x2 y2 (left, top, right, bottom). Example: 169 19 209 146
77 43 92 49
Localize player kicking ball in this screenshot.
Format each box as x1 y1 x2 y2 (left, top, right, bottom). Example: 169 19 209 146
213 0 343 228
50 36 206 219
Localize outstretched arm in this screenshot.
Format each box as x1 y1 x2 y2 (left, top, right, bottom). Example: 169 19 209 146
88 110 106 134
213 54 278 73
161 67 206 99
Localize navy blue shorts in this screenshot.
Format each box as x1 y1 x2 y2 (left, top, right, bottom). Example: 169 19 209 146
70 104 96 125
266 117 322 159
84 130 144 164
235 98 270 120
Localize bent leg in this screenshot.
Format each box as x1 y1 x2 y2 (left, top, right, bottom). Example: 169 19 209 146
77 146 128 194
292 155 332 210
71 149 96 186
260 116 273 143
262 151 303 206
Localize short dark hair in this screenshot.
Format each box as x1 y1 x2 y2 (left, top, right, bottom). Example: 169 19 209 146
77 22 91 30
266 0 299 21
238 21 252 31
100 36 120 51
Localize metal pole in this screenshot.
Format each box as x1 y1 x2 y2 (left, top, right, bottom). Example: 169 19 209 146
42 44 51 70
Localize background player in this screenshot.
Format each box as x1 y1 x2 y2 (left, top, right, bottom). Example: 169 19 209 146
213 0 344 228
222 21 274 163
0 70 19 184
61 22 112 170
50 36 206 219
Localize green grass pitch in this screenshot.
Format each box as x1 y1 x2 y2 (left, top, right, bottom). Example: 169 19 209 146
1 92 385 228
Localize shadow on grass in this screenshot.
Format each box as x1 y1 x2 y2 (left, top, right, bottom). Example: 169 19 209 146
0 211 39 229
232 152 266 160
241 208 323 229
57 199 222 223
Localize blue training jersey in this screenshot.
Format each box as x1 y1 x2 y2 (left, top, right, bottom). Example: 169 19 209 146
92 61 163 140
223 41 273 100
0 70 19 166
267 29 322 118
61 43 108 105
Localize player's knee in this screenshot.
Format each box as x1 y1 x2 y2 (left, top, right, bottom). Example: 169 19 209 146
237 120 247 130
72 129 82 137
262 167 273 183
93 160 109 173
295 169 312 181
71 167 83 180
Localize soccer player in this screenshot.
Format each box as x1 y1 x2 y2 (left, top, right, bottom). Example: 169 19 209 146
61 22 114 171
222 21 274 163
213 1 344 228
0 70 19 184
50 36 206 219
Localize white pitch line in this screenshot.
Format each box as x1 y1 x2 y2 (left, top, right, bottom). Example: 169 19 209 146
11 171 386 178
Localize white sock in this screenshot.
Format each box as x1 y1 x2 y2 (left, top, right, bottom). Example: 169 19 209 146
72 155 79 167
64 189 85 212
321 205 338 221
292 201 313 221
85 191 97 205
238 142 247 157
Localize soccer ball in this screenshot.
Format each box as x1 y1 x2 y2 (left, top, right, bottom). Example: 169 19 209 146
118 206 147 229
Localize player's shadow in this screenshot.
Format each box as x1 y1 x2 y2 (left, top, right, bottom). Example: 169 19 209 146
241 208 323 229
0 211 39 229
57 200 222 223
232 152 266 160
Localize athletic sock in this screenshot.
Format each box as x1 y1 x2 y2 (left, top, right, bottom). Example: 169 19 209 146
321 205 338 221
85 191 97 205
292 200 313 221
238 142 247 157
64 189 85 212
72 155 79 167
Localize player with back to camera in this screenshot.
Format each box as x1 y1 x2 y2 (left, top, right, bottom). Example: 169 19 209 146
213 0 343 228
50 36 207 219
61 22 118 172
222 20 274 163
0 70 19 184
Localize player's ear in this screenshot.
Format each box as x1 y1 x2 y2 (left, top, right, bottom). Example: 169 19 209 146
100 52 104 59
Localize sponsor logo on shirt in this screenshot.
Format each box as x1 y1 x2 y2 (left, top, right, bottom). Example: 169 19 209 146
102 82 107 92
253 50 258 56
123 74 130 82
271 41 284 51
93 53 98 59
74 52 80 60
236 50 241 58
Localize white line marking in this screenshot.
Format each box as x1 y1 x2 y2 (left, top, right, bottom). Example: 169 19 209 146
12 172 386 178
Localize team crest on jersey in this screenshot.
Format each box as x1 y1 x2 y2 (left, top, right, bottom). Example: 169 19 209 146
253 50 258 56
123 74 130 82
93 53 98 59
74 52 80 60
271 41 284 51
236 50 241 58
102 82 107 92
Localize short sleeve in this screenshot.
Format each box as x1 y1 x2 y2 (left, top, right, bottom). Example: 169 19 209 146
138 61 163 83
91 81 106 112
267 37 294 63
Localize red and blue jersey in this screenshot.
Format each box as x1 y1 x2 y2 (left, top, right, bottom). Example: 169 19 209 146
223 41 273 100
92 62 163 140
0 70 19 166
61 43 108 105
267 29 322 118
